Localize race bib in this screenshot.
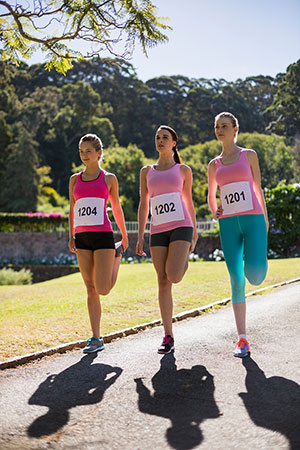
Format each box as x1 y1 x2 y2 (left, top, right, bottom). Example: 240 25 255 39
74 197 104 227
221 181 253 216
151 192 184 226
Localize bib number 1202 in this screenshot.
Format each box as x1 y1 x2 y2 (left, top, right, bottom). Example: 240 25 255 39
155 202 175 215
78 206 97 217
224 191 245 205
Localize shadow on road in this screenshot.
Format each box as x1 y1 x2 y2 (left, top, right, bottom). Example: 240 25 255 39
27 353 122 438
135 353 220 449
239 356 300 449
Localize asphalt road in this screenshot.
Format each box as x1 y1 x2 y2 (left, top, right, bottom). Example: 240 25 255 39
1 282 300 450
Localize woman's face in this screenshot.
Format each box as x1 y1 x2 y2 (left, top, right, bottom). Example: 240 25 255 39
155 128 176 154
79 141 101 165
214 117 237 143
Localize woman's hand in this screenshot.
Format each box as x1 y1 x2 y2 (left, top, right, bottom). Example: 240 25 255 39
190 232 198 253
213 204 223 220
136 237 147 257
121 234 129 252
69 236 77 253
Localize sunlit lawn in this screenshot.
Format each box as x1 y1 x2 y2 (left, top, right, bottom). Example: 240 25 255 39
1 258 300 360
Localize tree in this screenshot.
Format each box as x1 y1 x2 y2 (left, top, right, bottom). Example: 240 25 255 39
291 135 300 183
266 60 300 140
236 133 293 188
17 81 117 196
0 111 12 180
37 166 69 214
102 143 146 212
0 123 40 212
0 0 170 74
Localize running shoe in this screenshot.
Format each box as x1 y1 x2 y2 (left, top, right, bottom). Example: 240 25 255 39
115 241 124 257
233 338 249 358
83 336 104 353
158 335 175 354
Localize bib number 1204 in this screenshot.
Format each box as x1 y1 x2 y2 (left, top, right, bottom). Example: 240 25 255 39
224 191 245 205
78 206 97 217
155 202 175 215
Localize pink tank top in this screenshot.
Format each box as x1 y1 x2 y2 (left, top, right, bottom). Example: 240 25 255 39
214 149 263 218
73 170 112 233
146 164 193 234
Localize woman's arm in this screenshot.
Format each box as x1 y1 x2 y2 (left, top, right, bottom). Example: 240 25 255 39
181 165 198 252
247 150 269 231
106 173 129 251
207 160 223 219
68 174 77 253
136 166 150 256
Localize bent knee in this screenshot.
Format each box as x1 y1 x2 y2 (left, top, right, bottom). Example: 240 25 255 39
95 283 111 296
245 266 267 286
166 270 184 284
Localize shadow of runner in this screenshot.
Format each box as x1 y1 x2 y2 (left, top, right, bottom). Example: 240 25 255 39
239 356 300 449
135 353 220 450
27 353 122 438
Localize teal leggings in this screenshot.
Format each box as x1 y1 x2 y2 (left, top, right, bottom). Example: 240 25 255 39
219 214 268 303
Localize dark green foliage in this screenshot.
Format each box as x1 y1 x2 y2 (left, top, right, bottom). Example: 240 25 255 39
0 123 39 212
0 58 299 217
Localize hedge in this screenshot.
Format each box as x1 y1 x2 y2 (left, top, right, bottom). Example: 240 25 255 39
0 213 69 232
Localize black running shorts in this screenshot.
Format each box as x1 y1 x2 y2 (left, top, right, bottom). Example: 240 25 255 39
150 227 193 247
75 231 115 251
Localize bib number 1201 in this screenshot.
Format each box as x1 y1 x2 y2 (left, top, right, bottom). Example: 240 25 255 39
155 202 175 215
224 191 245 205
220 181 253 216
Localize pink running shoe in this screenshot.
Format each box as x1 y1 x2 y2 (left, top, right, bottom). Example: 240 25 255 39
158 335 175 354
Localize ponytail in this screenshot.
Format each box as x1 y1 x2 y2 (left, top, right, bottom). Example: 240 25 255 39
172 146 181 164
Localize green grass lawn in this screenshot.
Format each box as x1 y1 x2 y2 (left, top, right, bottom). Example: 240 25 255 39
1 258 300 361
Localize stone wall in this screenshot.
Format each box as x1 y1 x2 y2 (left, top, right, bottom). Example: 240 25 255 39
0 231 221 262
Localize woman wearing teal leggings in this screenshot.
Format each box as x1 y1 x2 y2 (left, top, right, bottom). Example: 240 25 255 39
208 112 268 357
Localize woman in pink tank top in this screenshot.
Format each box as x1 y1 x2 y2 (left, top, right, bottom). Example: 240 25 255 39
208 112 268 358
69 134 128 353
136 125 198 354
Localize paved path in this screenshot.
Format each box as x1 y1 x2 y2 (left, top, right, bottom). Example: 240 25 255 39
1 282 300 450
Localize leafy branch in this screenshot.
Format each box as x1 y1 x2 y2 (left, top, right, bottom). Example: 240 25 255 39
0 0 170 73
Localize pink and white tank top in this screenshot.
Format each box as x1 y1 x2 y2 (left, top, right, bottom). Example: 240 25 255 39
72 170 113 233
214 149 263 218
146 164 193 234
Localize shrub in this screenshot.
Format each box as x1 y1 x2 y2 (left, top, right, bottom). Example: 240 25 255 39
265 183 300 256
0 268 32 285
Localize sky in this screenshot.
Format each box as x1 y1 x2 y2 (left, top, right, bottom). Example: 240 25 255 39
23 0 300 82
129 0 300 81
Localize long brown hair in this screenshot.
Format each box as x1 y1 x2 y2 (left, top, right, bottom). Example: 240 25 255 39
158 125 181 164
